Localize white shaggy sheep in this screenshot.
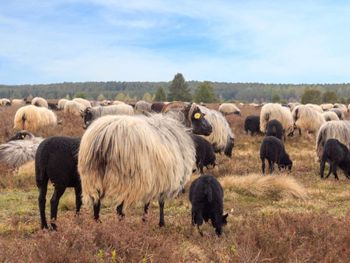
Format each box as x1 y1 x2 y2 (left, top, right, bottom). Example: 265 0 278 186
287 102 300 111
78 114 195 226
31 97 48 108
322 111 340 122
305 104 323 113
316 121 350 159
218 103 241 115
57 99 69 110
72 98 91 108
64 100 86 116
320 103 334 111
11 99 25 107
14 105 57 132
0 98 11 106
135 100 152 113
333 103 348 114
259 103 294 136
292 105 325 135
330 108 345 120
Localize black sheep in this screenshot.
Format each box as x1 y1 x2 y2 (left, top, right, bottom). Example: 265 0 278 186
189 175 228 236
260 136 292 174
266 119 283 140
48 102 58 111
244 115 260 135
224 136 234 157
151 102 165 113
191 135 216 173
36 136 81 230
320 139 350 180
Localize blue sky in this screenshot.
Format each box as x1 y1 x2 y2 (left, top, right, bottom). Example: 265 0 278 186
0 0 350 84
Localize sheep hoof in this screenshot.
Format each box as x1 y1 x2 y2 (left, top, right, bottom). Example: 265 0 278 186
142 215 148 223
94 219 102 223
159 221 165 227
118 214 125 221
50 223 57 231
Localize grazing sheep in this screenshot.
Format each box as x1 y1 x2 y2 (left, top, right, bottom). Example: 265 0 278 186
73 98 91 108
0 98 11 106
31 97 48 108
0 131 43 168
330 108 345 120
316 121 350 159
305 104 323 113
322 111 340 122
135 100 152 113
64 100 86 116
244 115 260 135
260 136 292 174
78 114 199 226
266 119 283 140
36 137 81 230
11 99 25 107
189 175 228 236
198 105 235 157
218 103 241 116
14 105 57 133
292 105 325 135
191 135 216 173
57 99 69 110
82 104 134 128
151 102 166 113
321 103 334 111
260 103 294 137
334 103 348 114
320 139 350 180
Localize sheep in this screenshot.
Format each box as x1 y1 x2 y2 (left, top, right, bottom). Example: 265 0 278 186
100 100 112 106
218 103 241 116
0 98 11 106
322 111 340 122
287 102 300 111
112 100 125 105
11 99 25 107
135 100 152 113
320 139 350 180
82 104 134 128
316 121 350 159
305 103 323 113
48 102 58 111
260 136 293 174
73 98 91 108
14 105 57 133
198 105 235 157
321 103 334 111
292 105 325 136
151 102 166 113
244 115 260 135
63 100 86 116
333 103 348 114
189 174 228 236
78 114 198 226
266 119 284 140
330 108 345 120
31 97 48 108
260 103 294 137
191 135 216 173
57 99 69 110
36 136 81 230
0 131 43 168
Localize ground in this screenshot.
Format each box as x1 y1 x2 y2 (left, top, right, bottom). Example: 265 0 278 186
0 104 350 262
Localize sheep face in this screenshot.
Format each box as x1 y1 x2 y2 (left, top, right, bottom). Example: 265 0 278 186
190 108 212 136
214 213 228 236
82 108 93 129
279 154 293 171
8 131 34 141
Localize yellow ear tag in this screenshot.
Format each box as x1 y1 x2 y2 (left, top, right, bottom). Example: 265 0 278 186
194 113 201 119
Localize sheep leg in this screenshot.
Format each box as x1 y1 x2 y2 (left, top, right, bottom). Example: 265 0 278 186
197 225 204 237
332 164 339 180
158 199 165 227
325 163 332 179
268 160 274 174
142 202 150 222
93 199 101 222
261 159 266 175
50 186 66 231
74 185 82 215
320 159 326 179
116 201 125 219
38 179 49 229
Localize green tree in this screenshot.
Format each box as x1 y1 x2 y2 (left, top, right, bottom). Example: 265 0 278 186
97 93 105 101
154 87 167 101
301 89 322 104
115 92 131 102
322 91 338 103
272 94 281 103
74 92 87 99
167 73 192 101
143 92 153 102
193 81 218 103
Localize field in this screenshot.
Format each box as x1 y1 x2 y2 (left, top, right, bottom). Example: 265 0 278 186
1 104 350 263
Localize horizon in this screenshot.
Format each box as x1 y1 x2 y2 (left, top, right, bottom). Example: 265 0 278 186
1 1 350 85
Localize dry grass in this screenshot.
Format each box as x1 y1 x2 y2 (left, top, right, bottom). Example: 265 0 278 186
0 104 350 262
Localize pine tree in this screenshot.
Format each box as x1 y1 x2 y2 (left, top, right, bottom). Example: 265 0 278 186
167 73 192 101
154 87 167 101
301 89 322 104
193 82 218 103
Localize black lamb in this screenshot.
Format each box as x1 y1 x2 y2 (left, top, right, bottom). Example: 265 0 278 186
191 135 216 173
189 174 228 236
266 119 283 140
36 136 81 230
320 139 350 180
244 115 260 135
260 136 292 174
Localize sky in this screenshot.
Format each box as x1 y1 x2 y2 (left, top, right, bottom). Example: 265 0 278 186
0 0 350 84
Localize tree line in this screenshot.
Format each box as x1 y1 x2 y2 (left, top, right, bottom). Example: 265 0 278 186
1 73 350 103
